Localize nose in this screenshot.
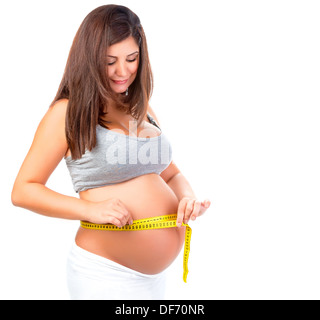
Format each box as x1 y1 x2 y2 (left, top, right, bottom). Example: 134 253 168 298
115 61 127 77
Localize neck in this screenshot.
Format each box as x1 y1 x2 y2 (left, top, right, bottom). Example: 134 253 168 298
102 98 132 124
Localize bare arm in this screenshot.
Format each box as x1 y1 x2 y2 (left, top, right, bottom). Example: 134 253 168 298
11 99 132 226
147 104 195 198
148 105 211 225
11 99 89 220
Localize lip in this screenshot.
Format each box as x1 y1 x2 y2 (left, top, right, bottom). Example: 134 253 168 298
112 79 128 85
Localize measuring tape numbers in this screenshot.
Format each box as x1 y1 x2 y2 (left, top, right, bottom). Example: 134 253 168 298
80 214 192 283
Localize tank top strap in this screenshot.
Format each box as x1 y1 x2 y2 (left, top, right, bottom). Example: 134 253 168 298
147 112 161 131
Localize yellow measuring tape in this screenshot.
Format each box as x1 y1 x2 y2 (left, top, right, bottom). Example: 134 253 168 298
80 214 192 283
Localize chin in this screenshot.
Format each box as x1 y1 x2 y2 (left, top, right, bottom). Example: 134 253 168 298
110 87 126 94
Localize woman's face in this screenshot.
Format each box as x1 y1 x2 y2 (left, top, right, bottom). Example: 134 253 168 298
106 36 140 94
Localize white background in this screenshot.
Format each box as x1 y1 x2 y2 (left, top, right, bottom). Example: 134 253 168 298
1 0 319 300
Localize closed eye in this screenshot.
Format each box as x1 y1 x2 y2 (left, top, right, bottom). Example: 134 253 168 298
107 58 137 66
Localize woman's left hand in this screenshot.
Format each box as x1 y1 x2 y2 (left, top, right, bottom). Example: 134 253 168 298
176 197 211 227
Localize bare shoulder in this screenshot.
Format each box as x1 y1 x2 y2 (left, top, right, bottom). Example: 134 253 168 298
46 98 68 123
36 99 68 139
31 98 69 157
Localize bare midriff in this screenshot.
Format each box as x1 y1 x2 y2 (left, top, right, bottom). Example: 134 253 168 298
76 173 186 274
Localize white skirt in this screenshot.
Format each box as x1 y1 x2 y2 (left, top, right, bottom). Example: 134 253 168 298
66 241 167 300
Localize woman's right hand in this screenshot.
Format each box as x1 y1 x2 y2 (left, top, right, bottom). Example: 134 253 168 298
84 198 133 227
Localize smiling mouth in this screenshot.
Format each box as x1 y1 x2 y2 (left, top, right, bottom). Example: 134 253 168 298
112 79 128 84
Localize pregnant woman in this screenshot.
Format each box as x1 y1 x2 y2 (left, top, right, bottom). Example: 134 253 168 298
11 5 211 299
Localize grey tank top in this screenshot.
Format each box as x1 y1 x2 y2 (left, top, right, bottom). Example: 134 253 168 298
64 114 172 193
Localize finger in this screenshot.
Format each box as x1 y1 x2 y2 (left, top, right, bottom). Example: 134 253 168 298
190 200 202 221
106 205 131 227
113 216 133 227
199 199 211 215
202 199 211 208
104 215 124 228
184 199 195 224
176 199 187 227
110 210 128 227
121 212 133 226
115 200 133 223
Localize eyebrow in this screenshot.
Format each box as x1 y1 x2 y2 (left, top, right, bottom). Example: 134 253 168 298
107 51 139 58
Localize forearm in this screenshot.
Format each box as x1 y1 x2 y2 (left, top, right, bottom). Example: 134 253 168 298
166 173 196 201
11 182 89 221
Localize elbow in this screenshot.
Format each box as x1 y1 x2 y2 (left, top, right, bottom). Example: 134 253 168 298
11 181 43 208
11 186 22 207
11 183 27 207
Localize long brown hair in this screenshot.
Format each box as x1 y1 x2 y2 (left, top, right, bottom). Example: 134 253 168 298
50 5 153 159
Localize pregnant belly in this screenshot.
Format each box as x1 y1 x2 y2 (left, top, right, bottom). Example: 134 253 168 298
75 174 186 274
